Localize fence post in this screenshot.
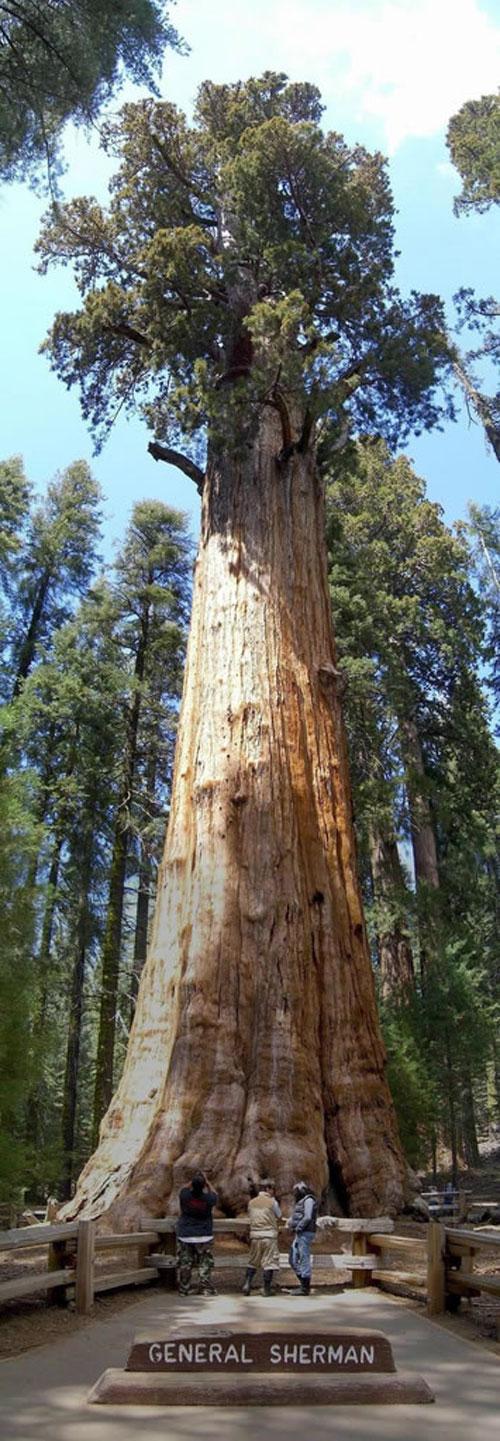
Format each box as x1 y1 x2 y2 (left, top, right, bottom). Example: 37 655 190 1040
47 1219 69 1308
75 1218 96 1314
427 1220 445 1315
352 1232 368 1288
160 1225 177 1291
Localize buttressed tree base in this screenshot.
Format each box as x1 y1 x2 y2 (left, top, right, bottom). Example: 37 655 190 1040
39 75 453 1224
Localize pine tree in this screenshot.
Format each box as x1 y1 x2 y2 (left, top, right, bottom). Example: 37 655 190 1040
0 456 32 585
326 437 498 1164
10 460 102 697
15 585 127 1192
446 91 500 216
460 503 500 703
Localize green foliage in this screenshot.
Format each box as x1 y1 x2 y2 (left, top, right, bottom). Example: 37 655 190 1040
446 92 500 216
0 468 193 1199
326 438 488 863
458 503 500 704
0 1 183 187
37 72 453 459
450 290 500 465
327 438 499 1164
381 1001 437 1167
8 459 102 695
0 456 32 584
0 771 41 1204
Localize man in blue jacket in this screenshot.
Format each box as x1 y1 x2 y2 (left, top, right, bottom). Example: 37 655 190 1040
176 1170 218 1296
288 1180 318 1294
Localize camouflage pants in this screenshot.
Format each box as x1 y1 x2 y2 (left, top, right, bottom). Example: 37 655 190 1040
177 1240 215 1295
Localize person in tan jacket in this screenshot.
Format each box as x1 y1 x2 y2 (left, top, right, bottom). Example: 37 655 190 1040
242 1178 281 1296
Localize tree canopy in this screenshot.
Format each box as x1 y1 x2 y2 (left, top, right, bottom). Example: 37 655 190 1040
446 91 500 216
0 1 182 186
37 73 453 467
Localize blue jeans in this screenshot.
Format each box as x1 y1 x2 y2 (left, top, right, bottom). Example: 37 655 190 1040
290 1231 314 1281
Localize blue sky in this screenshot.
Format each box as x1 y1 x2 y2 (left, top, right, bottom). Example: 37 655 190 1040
0 0 498 556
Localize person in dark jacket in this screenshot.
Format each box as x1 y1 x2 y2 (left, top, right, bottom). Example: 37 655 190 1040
176 1170 218 1296
287 1180 318 1294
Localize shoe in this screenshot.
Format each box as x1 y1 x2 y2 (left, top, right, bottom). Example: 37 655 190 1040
242 1266 256 1296
263 1269 274 1297
200 1283 217 1296
300 1277 311 1295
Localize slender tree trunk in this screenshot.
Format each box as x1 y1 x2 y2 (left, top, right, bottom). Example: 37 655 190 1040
129 848 153 1024
399 716 440 892
25 836 63 1153
493 1041 500 1123
12 569 51 697
92 616 149 1141
60 823 94 1199
398 713 441 982
461 1072 480 1167
368 825 415 999
61 411 407 1225
444 1030 458 1185
452 353 500 465
129 739 160 1023
92 826 128 1145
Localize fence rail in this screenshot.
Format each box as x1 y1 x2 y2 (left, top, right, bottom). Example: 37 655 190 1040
0 1214 498 1317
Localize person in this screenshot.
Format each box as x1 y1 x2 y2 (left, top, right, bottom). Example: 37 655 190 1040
242 1178 281 1297
176 1169 218 1296
443 1181 456 1213
287 1180 318 1295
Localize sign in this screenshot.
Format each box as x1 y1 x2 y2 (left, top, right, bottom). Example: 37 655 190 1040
127 1326 396 1373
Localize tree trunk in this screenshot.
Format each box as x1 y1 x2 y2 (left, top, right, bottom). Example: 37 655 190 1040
452 353 500 465
444 1030 458 1185
398 713 441 980
60 822 94 1199
368 825 415 999
461 1072 480 1167
12 569 51 697
129 845 153 1024
61 411 407 1225
399 716 440 893
92 612 149 1141
129 734 160 1024
91 824 129 1146
25 835 63 1154
493 1040 500 1123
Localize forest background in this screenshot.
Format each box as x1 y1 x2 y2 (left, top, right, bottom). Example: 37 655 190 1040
0 0 498 1210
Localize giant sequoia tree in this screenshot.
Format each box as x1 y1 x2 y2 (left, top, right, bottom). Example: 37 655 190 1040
38 74 453 1223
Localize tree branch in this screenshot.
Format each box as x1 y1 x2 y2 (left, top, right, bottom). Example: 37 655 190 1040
330 413 350 453
451 349 500 464
264 385 293 458
148 442 205 494
104 321 150 348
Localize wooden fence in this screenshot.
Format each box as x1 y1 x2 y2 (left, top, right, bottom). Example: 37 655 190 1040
0 1214 498 1318
426 1220 500 1316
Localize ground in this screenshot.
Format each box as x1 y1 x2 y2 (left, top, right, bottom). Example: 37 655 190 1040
1 1287 499 1441
1 1145 499 1360
1 1226 499 1361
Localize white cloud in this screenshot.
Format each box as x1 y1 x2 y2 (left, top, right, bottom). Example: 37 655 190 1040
173 0 500 150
